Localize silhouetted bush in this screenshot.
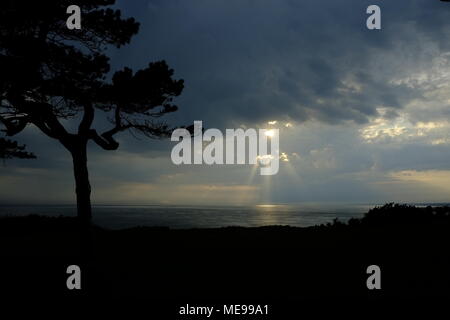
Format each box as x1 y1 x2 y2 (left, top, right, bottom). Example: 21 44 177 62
357 203 450 227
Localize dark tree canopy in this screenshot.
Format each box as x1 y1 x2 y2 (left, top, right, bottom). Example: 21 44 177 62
0 0 184 152
0 138 35 159
0 0 184 222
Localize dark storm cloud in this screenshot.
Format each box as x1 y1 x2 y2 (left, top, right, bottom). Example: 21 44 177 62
376 144 450 172
110 0 450 130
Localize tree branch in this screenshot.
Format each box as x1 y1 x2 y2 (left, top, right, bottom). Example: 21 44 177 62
88 104 124 150
15 100 71 141
0 115 29 136
78 102 95 135
89 129 120 150
0 138 35 159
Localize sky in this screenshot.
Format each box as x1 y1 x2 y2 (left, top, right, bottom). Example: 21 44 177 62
2 0 450 206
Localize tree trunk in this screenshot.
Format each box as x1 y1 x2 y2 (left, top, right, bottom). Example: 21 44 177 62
68 138 95 258
71 140 92 226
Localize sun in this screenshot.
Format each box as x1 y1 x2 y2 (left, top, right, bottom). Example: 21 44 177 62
264 129 275 138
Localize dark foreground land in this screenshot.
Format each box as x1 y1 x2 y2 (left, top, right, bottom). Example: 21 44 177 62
0 203 449 315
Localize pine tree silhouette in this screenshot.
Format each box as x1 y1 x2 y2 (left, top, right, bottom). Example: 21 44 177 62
0 1 184 224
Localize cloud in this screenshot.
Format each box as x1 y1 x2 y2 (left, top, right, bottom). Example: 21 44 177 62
4 0 450 206
110 0 450 129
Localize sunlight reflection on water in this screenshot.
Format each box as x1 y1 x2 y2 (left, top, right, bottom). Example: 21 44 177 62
0 203 371 229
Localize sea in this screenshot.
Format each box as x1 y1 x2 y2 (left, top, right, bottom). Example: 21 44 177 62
0 203 376 229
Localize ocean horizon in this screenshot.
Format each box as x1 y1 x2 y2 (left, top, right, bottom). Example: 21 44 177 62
1 202 444 230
